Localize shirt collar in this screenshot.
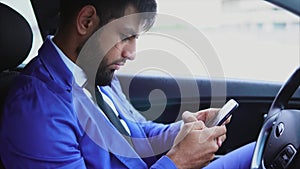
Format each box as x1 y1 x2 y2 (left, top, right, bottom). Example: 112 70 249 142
49 36 87 87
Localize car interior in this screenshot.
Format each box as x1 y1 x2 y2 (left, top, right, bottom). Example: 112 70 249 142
0 0 299 169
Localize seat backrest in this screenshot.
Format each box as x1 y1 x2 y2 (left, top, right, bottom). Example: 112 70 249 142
0 3 33 169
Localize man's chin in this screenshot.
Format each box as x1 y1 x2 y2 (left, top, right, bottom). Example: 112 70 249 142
97 80 112 86
96 72 115 86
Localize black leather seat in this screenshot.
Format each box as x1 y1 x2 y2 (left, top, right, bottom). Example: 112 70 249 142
0 3 33 168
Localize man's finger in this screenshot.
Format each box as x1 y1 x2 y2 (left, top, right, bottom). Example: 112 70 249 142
173 121 205 146
191 121 206 130
209 125 227 139
216 135 226 147
182 111 198 123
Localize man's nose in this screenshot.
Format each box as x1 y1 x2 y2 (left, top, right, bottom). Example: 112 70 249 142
121 39 136 60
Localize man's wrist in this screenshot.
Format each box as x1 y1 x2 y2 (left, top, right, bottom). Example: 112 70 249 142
151 155 178 169
166 148 184 169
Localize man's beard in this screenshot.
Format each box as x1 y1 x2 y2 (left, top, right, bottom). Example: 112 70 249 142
95 59 115 86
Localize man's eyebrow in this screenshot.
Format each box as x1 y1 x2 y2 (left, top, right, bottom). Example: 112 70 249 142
122 26 140 36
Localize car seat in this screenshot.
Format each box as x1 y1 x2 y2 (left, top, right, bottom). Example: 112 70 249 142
0 2 33 168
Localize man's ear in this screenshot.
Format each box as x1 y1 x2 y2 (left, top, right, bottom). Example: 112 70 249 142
76 5 99 35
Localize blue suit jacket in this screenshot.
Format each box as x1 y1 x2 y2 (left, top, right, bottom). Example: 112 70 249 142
0 37 181 169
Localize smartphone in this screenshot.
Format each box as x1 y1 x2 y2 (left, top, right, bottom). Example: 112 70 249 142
206 99 239 127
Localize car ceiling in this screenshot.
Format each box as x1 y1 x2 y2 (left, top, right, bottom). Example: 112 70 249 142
30 0 300 41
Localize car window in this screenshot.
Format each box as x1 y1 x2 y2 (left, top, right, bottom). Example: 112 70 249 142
117 0 300 83
2 0 299 82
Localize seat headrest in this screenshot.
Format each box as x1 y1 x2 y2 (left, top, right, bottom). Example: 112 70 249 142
0 3 33 72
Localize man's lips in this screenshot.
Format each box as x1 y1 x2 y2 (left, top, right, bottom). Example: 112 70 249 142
109 62 125 70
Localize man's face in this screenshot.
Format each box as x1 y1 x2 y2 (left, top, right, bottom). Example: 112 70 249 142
96 5 141 86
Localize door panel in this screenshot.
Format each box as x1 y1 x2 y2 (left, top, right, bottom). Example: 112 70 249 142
117 74 300 154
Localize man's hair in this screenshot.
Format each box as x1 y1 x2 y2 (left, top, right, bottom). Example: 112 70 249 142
59 0 157 31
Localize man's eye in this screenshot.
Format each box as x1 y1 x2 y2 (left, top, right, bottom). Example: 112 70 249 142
122 37 131 41
120 34 137 42
120 34 130 41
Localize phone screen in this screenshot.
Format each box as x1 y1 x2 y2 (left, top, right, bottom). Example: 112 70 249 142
206 99 239 127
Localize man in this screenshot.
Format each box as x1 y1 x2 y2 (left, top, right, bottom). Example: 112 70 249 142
0 0 254 168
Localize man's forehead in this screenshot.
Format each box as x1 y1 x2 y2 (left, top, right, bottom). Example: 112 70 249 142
116 4 151 34
113 14 147 35
124 4 138 16
95 3 155 37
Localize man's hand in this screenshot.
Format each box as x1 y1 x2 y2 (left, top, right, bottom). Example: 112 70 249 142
167 120 227 169
182 108 231 125
166 109 231 168
183 109 231 147
183 108 231 126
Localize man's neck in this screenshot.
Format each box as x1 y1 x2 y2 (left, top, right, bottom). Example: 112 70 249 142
53 32 79 63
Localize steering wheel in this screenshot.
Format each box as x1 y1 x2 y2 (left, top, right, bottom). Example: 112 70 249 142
251 67 300 169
